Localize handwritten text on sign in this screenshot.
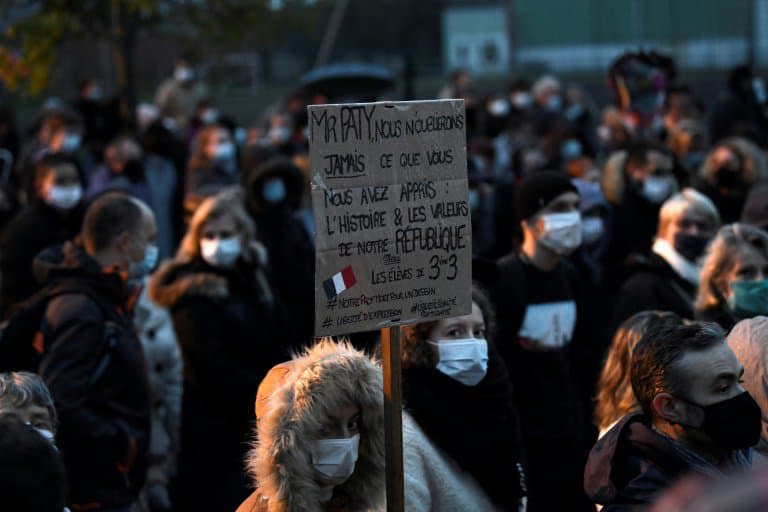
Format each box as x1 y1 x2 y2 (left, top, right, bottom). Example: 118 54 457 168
310 100 472 336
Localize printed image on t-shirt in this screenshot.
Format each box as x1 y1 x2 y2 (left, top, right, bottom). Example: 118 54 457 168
517 300 577 350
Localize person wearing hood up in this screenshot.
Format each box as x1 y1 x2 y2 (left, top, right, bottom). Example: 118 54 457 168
727 316 768 458
613 189 720 329
584 321 759 510
149 187 291 512
0 153 84 317
236 338 385 512
401 284 526 511
695 223 768 332
243 156 315 346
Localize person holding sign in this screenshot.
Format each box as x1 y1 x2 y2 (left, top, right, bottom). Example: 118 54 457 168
400 284 526 511
487 171 598 511
236 338 386 512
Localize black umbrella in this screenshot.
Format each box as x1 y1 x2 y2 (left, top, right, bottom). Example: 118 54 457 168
300 63 395 101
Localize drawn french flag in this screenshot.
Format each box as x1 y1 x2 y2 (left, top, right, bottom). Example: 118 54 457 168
323 266 357 300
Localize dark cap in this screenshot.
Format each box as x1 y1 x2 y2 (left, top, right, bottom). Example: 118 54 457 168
515 171 579 221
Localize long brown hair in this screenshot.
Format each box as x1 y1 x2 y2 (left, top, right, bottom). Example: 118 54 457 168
594 311 683 433
402 284 496 369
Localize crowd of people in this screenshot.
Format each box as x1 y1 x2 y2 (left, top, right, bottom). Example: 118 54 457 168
2 50 768 511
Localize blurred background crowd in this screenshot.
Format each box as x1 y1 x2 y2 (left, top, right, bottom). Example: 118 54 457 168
2 1 768 512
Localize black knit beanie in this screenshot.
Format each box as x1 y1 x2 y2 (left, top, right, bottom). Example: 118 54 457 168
515 171 579 220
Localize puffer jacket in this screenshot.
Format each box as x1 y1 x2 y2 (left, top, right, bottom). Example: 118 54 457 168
237 339 386 512
133 278 182 507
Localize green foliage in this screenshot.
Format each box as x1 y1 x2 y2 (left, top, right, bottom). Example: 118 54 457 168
0 0 327 95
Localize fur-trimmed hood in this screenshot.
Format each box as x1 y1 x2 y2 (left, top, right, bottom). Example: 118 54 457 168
148 241 268 309
245 339 385 512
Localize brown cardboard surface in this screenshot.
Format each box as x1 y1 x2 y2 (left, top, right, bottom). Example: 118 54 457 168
310 99 472 336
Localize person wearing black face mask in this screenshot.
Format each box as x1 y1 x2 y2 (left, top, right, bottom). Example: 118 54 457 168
585 322 760 511
695 139 766 224
613 189 720 329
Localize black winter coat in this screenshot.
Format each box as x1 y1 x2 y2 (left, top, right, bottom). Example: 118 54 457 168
0 200 82 317
149 254 292 512
34 242 151 510
612 253 696 330
584 413 749 511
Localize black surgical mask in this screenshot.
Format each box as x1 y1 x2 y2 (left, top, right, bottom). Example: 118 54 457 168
673 232 709 262
677 391 762 451
714 166 741 189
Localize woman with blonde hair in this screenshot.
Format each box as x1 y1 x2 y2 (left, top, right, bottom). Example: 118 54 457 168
594 311 683 437
696 223 768 331
612 188 719 327
149 187 291 512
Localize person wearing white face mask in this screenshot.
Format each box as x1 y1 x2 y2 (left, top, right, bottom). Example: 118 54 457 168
236 338 386 512
601 142 680 290
149 188 291 512
483 170 598 511
0 154 84 316
155 57 206 131
401 285 526 511
185 124 239 201
30 193 156 511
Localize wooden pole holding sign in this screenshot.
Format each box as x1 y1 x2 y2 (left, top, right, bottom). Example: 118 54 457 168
308 99 471 512
381 326 404 512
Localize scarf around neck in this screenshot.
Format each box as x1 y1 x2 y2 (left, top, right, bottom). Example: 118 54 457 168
402 343 525 510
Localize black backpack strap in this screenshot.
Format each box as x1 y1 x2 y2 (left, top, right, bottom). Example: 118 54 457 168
39 282 123 387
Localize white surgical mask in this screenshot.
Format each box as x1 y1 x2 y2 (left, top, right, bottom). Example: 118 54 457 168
642 176 673 204
174 67 194 83
487 98 510 117
310 433 360 486
26 423 57 448
546 95 562 112
263 177 287 203
46 184 82 210
429 338 489 386
200 108 218 125
129 244 159 279
62 133 81 153
511 91 532 110
201 236 241 268
539 211 582 255
597 125 612 144
215 142 235 160
268 126 291 144
581 216 605 245
468 189 481 211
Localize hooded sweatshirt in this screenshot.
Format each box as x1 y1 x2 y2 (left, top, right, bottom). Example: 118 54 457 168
238 339 386 512
727 316 768 456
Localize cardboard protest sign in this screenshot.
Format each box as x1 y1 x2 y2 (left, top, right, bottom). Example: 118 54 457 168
310 99 472 336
